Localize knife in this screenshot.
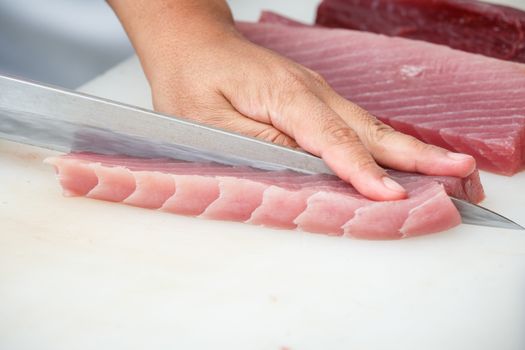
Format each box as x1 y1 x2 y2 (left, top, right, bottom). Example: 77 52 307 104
0 74 522 230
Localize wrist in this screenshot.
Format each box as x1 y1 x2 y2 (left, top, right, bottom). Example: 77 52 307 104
109 0 241 87
144 24 243 90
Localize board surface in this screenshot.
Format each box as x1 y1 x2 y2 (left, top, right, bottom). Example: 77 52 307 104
2 1 525 349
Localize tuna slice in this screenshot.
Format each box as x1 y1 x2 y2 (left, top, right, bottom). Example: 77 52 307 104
45 153 485 240
315 0 525 63
244 16 525 175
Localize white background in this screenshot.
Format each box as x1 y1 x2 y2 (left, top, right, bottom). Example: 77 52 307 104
1 1 525 350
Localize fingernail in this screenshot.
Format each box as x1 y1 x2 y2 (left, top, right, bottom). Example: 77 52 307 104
382 177 406 193
447 152 473 161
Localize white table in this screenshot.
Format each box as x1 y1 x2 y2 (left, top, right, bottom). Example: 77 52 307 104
2 1 525 349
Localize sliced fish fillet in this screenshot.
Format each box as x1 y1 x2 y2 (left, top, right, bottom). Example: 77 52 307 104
45 153 485 240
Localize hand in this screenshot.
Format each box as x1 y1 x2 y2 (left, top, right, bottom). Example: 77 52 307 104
148 33 475 201
109 0 476 201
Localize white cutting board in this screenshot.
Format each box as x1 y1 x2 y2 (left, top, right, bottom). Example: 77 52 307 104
2 1 525 349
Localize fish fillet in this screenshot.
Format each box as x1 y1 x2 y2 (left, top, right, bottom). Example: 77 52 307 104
245 16 525 175
45 153 484 240
315 0 525 63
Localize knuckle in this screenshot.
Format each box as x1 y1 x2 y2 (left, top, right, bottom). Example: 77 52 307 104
274 71 310 106
323 124 379 171
277 69 308 90
321 123 382 176
364 117 436 155
323 123 359 146
353 157 378 174
306 69 329 87
406 135 434 152
367 118 396 144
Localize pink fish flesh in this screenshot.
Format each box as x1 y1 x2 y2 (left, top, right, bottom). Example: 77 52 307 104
315 0 525 63
45 153 485 240
249 15 525 175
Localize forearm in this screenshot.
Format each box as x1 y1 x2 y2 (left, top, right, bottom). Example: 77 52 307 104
107 0 238 85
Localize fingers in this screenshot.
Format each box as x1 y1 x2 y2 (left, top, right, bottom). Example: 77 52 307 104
325 94 477 178
367 127 477 177
270 91 407 201
209 94 400 201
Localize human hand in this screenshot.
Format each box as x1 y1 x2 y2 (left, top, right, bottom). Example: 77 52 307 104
109 0 476 201
148 33 475 201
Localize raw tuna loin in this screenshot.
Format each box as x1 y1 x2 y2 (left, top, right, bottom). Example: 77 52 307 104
316 0 525 63
45 153 484 240
246 16 525 175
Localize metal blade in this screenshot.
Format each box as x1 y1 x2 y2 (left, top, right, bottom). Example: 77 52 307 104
0 74 332 174
451 197 524 230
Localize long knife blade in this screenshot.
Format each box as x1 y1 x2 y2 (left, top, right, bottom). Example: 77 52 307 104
0 74 331 174
0 74 522 231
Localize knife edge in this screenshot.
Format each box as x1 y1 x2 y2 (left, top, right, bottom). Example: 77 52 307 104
451 197 524 230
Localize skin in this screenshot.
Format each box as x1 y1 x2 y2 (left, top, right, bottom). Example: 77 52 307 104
107 0 476 201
